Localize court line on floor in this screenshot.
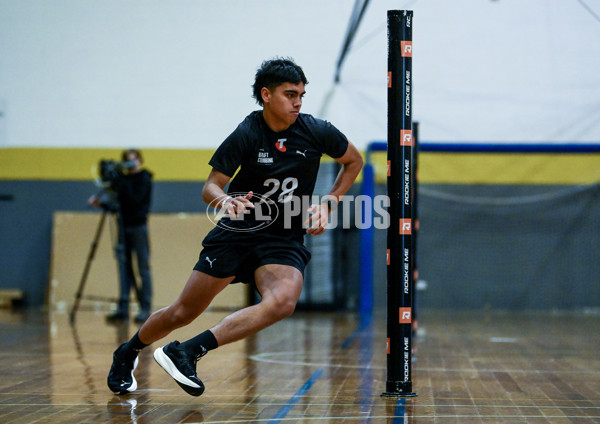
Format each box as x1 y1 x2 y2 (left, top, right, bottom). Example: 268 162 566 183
157 413 600 423
3 401 598 410
340 313 371 350
269 369 324 423
249 352 600 374
266 316 371 422
394 398 406 424
2 402 598 410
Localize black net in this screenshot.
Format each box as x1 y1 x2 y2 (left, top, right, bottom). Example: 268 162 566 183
414 183 600 310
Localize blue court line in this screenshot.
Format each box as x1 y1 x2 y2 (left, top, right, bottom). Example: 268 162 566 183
270 369 324 423
394 398 406 424
270 315 371 422
340 313 372 350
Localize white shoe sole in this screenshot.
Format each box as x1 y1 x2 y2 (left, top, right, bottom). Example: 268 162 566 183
153 346 202 389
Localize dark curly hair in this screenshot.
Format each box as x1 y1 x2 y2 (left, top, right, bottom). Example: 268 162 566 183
252 58 308 106
122 148 143 163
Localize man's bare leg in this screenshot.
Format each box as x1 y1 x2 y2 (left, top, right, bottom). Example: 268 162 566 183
152 264 303 396
107 270 233 395
138 270 234 344
210 264 303 346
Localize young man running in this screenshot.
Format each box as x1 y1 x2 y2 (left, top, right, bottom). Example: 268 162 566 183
107 57 363 396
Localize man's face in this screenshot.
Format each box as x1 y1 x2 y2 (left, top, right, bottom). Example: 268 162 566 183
125 152 141 172
262 82 305 130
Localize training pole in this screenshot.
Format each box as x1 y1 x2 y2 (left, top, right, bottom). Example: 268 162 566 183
382 9 417 398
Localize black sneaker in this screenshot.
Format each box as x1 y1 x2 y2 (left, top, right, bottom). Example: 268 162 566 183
106 311 129 323
153 341 206 396
134 311 150 323
107 343 139 395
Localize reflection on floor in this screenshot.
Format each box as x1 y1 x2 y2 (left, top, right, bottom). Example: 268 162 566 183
0 308 599 423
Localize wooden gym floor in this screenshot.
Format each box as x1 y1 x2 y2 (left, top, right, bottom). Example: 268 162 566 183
0 307 599 423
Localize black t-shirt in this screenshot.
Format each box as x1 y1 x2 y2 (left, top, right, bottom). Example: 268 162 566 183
209 111 349 239
115 170 153 227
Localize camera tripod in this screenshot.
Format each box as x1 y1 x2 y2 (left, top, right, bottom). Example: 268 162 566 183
69 209 140 323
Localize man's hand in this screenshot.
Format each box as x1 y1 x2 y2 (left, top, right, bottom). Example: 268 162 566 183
221 192 255 219
88 195 100 208
304 203 330 236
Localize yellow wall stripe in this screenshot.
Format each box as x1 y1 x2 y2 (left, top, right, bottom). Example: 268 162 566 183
0 148 215 182
2 147 600 185
369 151 600 185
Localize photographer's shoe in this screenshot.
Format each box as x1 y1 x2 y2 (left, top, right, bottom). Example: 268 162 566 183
153 341 206 396
106 311 129 323
134 310 150 323
107 343 139 395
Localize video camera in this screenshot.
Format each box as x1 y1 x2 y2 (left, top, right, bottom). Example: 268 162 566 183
98 159 136 186
93 159 136 213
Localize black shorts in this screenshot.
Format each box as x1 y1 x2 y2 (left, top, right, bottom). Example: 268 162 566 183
193 226 311 285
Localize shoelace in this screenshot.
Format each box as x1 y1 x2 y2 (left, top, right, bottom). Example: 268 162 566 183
194 348 206 365
191 346 207 369
193 355 201 368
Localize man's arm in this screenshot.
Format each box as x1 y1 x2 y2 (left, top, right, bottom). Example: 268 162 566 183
202 169 254 218
305 141 364 235
327 141 364 201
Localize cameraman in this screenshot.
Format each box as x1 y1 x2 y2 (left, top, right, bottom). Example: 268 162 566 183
88 149 154 323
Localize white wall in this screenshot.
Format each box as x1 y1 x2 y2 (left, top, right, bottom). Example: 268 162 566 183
1 0 599 150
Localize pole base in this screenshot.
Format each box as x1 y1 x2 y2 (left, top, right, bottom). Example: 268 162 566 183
381 380 418 397
381 391 418 398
